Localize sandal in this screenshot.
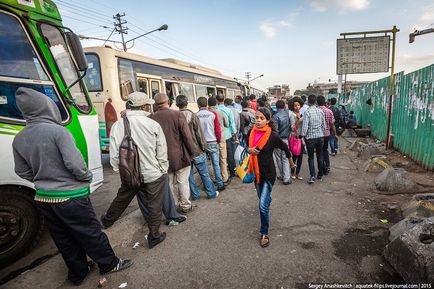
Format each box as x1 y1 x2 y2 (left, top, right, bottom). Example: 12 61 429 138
260 235 269 248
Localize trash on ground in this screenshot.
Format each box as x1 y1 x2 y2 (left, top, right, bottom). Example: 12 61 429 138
119 282 128 288
144 234 148 240
380 219 389 224
97 277 108 288
132 242 140 249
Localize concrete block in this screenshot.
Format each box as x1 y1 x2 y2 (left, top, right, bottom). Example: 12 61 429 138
358 143 381 160
349 138 368 151
384 217 434 282
375 168 417 194
388 216 424 242
363 155 392 173
403 193 434 219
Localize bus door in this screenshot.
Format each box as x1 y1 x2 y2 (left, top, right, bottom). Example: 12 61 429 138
216 86 227 97
164 81 180 102
136 73 162 98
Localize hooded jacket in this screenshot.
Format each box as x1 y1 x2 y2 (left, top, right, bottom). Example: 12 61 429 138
12 88 92 200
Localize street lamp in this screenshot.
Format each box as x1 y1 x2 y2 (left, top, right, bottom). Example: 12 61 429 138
79 24 168 51
409 28 434 43
249 74 264 84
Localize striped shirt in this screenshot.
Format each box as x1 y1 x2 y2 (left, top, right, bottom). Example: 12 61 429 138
301 105 325 140
318 106 335 137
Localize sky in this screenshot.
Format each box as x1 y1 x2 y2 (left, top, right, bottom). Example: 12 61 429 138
55 0 434 92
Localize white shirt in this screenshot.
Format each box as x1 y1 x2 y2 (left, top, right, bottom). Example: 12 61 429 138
109 110 168 183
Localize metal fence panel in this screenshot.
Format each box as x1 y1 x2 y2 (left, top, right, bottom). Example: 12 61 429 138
329 64 434 169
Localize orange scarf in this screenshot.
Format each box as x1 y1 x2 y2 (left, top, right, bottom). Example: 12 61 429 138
248 125 272 183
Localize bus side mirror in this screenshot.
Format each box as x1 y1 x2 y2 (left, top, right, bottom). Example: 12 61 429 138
65 32 88 72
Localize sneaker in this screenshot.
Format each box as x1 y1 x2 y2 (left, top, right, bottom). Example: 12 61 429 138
223 178 232 186
317 175 323 181
291 175 296 179
148 232 166 249
215 191 219 198
308 177 315 184
330 152 336 156
296 176 303 180
103 259 133 274
282 180 291 185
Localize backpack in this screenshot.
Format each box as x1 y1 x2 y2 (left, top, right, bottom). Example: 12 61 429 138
118 117 142 188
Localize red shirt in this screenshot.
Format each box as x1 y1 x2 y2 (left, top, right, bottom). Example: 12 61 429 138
318 106 335 137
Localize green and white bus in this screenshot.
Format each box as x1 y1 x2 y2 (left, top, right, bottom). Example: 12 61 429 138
83 46 245 151
0 0 103 266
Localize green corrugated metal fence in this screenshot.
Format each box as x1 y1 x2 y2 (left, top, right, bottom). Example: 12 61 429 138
330 64 434 169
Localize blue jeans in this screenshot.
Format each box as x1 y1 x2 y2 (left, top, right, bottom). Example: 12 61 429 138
329 130 338 153
255 181 273 235
189 153 217 200
206 143 224 188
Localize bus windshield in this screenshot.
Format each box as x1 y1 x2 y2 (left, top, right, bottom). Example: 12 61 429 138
40 23 92 114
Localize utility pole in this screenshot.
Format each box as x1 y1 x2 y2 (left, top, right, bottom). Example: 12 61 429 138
113 13 128 51
245 72 251 85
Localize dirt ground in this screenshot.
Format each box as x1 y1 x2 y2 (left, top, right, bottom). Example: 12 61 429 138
2 136 432 289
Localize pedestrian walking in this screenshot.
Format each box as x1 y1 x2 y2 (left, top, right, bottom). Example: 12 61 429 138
176 95 219 200
247 107 295 248
104 91 168 248
272 100 292 184
288 96 304 180
301 95 326 184
196 97 226 192
317 95 337 176
152 93 196 214
12 88 132 286
224 97 241 172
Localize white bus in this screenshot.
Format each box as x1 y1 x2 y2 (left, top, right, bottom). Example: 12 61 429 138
83 46 245 151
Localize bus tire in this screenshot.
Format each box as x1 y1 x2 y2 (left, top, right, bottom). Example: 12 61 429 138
0 186 44 268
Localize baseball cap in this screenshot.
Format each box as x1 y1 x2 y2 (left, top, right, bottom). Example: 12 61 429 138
127 91 154 107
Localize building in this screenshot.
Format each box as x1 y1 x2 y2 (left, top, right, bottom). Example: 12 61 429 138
268 84 290 98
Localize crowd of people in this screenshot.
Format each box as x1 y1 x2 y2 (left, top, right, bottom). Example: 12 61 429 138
12 87 350 285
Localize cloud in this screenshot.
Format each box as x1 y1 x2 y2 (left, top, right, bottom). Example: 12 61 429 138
307 0 370 13
421 11 434 22
259 12 299 39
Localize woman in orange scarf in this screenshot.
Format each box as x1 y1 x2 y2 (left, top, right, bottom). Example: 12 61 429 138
247 108 295 248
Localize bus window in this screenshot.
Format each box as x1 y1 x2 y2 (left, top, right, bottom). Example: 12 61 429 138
137 78 148 95
83 53 102 92
0 12 67 121
40 23 92 114
195 85 208 99
0 12 49 81
150 80 160 97
0 82 68 121
227 89 235 99
207 87 216 97
180 83 195 102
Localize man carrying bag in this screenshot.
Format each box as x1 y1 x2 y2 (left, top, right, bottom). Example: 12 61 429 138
101 92 168 248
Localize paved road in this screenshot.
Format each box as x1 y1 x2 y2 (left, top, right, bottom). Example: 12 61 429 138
2 138 406 288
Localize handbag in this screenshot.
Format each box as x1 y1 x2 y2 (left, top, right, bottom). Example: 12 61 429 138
118 117 142 188
289 134 302 156
235 148 255 183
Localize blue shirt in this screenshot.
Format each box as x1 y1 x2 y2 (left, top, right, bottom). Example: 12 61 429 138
217 104 236 140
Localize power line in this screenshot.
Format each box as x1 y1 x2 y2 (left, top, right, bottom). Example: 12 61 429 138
55 0 114 21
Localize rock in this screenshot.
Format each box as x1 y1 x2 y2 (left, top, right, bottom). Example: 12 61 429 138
375 168 417 194
363 155 392 173
358 143 382 160
403 193 434 218
384 217 434 282
388 216 424 242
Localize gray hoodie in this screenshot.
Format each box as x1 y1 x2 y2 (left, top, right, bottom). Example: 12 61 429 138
12 87 92 194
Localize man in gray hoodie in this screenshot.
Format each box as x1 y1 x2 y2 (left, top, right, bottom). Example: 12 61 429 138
12 88 132 286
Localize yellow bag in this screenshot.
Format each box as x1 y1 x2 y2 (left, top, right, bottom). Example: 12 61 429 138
236 149 255 183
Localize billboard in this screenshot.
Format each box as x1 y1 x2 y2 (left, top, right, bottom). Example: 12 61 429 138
337 36 390 74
